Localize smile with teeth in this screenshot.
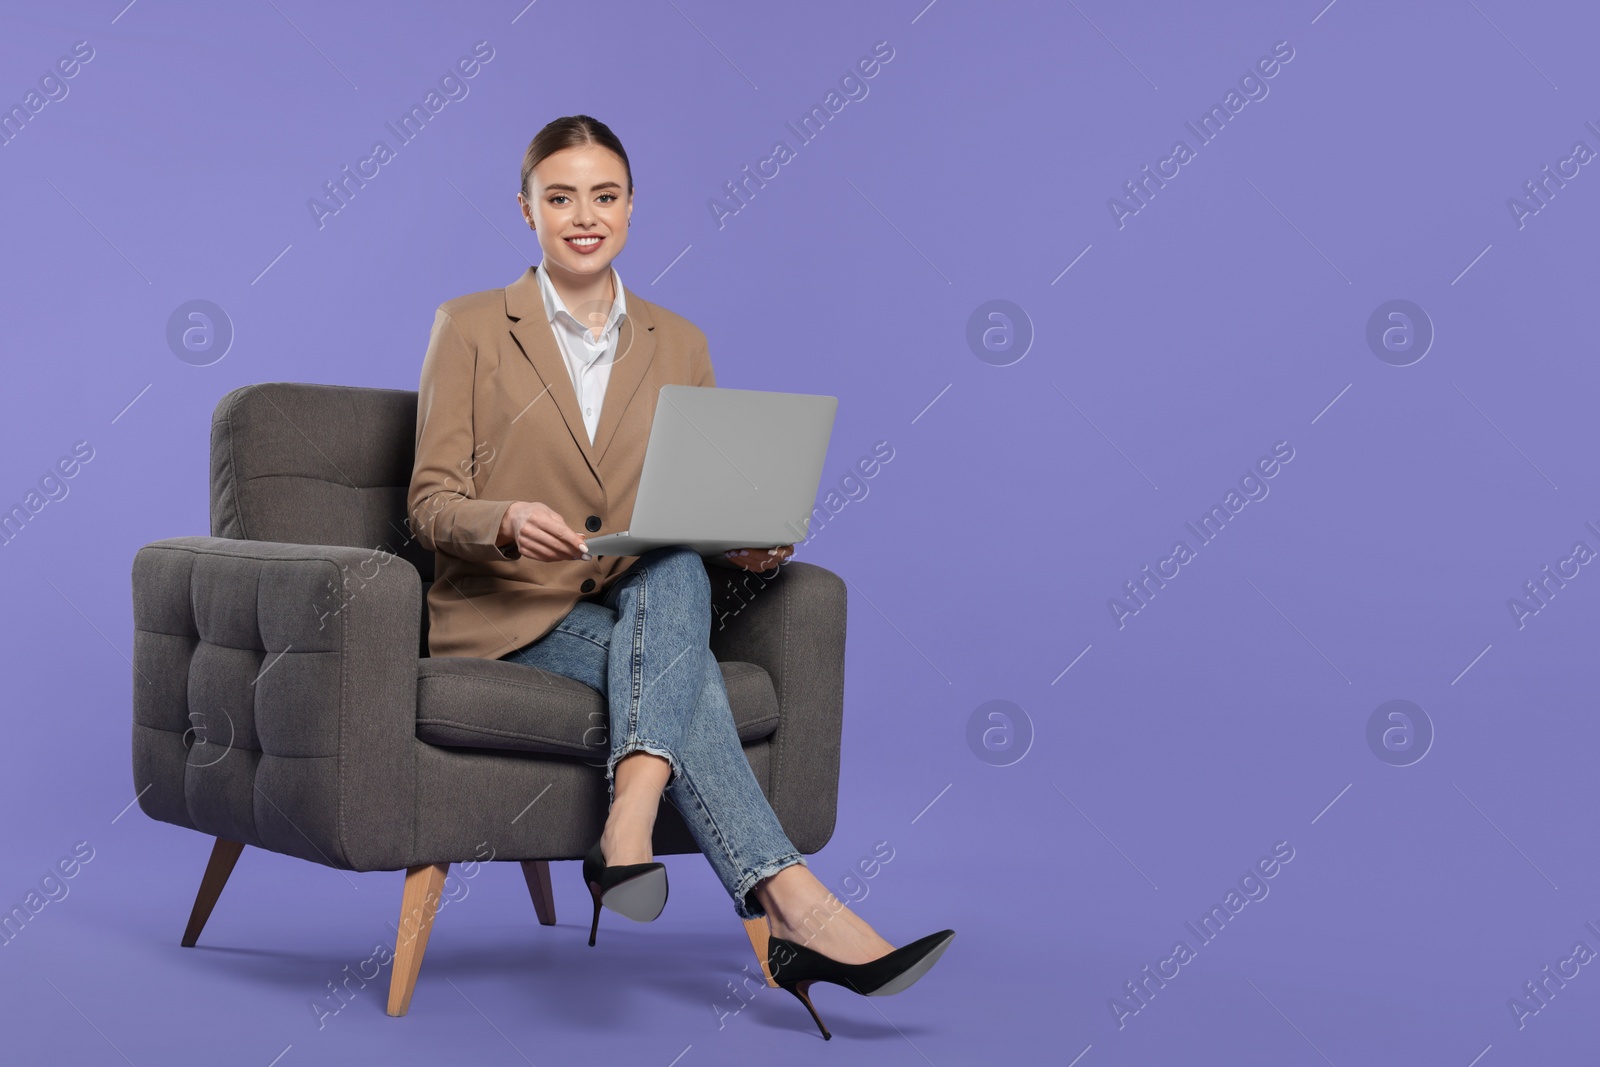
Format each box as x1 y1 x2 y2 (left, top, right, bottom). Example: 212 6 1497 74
565 235 604 252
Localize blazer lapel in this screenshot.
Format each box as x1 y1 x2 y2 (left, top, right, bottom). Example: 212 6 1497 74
504 266 658 483
506 265 597 478
590 284 656 468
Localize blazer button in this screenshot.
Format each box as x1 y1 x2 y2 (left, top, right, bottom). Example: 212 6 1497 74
585 515 601 532
581 578 596 593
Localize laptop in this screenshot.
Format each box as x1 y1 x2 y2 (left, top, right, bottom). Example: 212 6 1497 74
585 385 837 558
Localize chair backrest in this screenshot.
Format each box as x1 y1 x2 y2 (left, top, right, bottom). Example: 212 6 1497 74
209 382 434 583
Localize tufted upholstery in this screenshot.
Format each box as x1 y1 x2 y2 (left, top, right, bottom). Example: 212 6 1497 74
130 382 849 874
132 537 420 870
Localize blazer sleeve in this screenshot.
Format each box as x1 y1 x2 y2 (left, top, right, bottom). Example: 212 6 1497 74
408 307 518 563
692 328 715 388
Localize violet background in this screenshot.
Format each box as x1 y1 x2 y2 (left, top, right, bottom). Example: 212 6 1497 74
2 1 1597 1064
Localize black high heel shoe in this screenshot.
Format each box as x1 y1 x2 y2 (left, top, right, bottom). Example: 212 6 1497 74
767 928 956 1040
582 838 668 947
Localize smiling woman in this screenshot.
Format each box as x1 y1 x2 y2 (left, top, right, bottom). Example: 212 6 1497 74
406 114 952 1040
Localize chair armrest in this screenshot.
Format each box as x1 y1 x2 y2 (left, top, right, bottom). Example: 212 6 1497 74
131 535 421 871
707 560 846 853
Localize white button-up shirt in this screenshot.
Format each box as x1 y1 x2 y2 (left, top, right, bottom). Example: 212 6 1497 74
536 262 628 445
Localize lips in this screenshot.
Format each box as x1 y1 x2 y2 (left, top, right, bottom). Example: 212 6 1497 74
564 234 605 255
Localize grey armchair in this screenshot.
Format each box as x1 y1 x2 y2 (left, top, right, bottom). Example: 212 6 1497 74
130 382 847 1015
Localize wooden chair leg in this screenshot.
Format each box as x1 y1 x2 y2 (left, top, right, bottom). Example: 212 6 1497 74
519 860 557 926
386 862 450 1017
743 916 777 987
181 838 245 947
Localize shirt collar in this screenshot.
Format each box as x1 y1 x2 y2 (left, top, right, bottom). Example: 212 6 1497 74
535 261 627 339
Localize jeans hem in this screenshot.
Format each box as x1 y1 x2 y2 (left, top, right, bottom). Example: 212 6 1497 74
605 739 680 805
731 852 807 921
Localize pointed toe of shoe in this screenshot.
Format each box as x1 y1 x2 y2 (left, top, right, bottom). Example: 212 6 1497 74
865 929 955 996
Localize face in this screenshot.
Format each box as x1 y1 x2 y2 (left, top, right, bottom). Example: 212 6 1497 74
518 143 631 283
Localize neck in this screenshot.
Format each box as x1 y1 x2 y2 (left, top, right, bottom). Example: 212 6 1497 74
544 261 615 320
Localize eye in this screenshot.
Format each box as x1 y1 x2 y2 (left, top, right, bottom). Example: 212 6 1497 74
548 194 569 205
598 193 617 203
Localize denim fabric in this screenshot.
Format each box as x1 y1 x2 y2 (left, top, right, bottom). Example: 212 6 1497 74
500 546 805 919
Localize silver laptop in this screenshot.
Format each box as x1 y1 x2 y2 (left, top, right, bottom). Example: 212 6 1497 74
586 385 837 558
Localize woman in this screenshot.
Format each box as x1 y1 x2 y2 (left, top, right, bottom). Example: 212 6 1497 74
407 115 952 1040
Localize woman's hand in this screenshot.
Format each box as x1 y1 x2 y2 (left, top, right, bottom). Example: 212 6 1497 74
499 501 590 562
722 545 793 572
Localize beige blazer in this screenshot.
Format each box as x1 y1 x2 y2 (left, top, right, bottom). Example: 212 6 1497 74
408 264 736 660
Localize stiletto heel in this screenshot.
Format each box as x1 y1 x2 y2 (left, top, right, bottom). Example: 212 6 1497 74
783 979 832 1040
768 928 956 1040
582 838 668 947
586 880 604 947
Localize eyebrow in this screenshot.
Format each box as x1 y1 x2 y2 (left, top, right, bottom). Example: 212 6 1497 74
543 181 624 193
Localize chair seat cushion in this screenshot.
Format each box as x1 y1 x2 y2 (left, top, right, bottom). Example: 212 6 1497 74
415 657 781 758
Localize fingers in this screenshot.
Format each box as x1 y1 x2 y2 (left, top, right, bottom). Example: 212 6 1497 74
518 519 587 561
520 528 574 561
538 507 587 557
535 524 584 558
509 504 589 561
723 545 793 571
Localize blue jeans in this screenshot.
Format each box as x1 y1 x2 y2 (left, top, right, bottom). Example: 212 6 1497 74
499 545 805 920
